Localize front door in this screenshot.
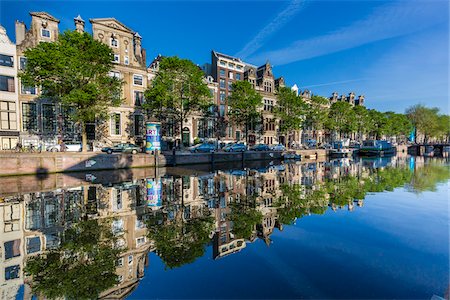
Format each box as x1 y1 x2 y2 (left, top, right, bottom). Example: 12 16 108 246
182 127 190 147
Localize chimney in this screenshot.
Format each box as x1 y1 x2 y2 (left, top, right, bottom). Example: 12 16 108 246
74 15 85 33
141 48 146 66
15 20 26 45
133 32 142 59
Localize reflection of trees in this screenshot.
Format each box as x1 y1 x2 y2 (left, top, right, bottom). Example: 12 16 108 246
409 163 450 192
147 211 214 269
25 219 121 300
228 202 262 240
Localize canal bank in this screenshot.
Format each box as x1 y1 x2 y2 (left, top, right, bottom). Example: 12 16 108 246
0 149 329 176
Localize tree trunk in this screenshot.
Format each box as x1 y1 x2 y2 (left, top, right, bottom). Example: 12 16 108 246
81 122 87 153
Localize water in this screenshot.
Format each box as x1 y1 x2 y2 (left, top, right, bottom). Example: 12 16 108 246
1 155 448 299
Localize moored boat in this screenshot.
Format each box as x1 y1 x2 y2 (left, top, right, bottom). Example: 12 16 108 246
330 141 352 158
358 140 396 156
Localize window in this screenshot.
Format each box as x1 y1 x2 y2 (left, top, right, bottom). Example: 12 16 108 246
128 255 133 265
113 54 120 63
0 75 15 92
111 113 121 135
20 81 37 95
26 237 41 254
134 114 143 136
109 70 120 78
264 99 274 112
228 71 234 80
228 63 235 68
236 73 241 80
61 106 76 135
0 54 13 67
116 257 124 267
41 28 50 38
133 74 143 86
5 265 20 280
4 240 21 259
42 104 56 133
136 237 146 246
112 219 124 235
219 105 225 117
220 91 226 104
134 91 144 106
219 60 226 66
22 103 37 131
124 55 129 65
220 79 225 89
118 275 124 282
0 101 17 130
219 69 225 78
228 82 232 91
110 38 118 48
19 57 27 70
113 188 122 210
236 65 243 70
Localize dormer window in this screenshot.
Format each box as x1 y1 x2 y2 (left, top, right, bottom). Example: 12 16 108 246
41 28 50 38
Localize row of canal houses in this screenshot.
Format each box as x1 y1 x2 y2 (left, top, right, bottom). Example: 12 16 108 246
0 156 391 299
0 11 365 151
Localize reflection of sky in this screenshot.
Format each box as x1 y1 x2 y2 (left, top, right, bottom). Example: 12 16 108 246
129 183 449 299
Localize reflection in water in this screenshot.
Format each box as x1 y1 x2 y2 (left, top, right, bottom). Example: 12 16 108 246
0 156 448 299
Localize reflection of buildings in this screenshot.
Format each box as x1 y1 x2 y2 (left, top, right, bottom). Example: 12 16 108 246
0 155 420 298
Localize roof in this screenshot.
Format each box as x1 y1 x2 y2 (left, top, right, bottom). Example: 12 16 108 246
74 14 85 23
89 18 134 33
212 50 243 63
30 12 60 23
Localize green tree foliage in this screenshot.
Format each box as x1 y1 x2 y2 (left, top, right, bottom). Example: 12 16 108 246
275 87 307 142
24 219 121 300
228 81 263 143
228 203 262 240
405 104 445 143
409 162 450 192
144 56 210 144
352 105 369 140
147 215 214 269
326 101 356 139
305 95 329 140
20 30 122 151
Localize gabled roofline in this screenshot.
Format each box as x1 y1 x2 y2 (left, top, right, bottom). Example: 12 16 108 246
30 12 60 23
89 18 134 34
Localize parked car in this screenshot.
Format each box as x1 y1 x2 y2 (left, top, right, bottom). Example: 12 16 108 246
271 144 286 151
190 143 216 153
250 144 270 151
101 143 141 154
224 143 247 152
47 143 87 152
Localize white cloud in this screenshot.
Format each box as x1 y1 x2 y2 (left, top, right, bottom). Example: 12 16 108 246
235 0 305 59
249 1 448 66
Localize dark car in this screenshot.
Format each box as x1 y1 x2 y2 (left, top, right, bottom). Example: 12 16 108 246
190 143 216 153
224 143 247 152
102 143 141 154
250 144 270 151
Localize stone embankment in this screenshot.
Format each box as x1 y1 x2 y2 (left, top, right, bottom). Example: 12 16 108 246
0 150 328 176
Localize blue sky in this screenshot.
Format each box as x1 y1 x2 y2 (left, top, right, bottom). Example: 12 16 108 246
1 0 448 113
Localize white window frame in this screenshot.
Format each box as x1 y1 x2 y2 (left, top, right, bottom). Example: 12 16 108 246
111 113 121 136
124 55 129 65
133 74 143 86
41 28 51 38
109 70 121 78
113 54 120 64
110 38 119 48
128 255 133 265
116 257 124 267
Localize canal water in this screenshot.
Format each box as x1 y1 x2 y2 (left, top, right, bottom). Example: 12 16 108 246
1 155 448 299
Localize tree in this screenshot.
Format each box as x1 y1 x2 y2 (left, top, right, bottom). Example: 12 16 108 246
144 56 210 147
25 219 121 299
406 104 441 143
306 95 330 142
326 101 355 140
352 105 369 141
275 87 307 147
228 203 262 240
366 109 389 140
228 81 263 144
20 30 122 152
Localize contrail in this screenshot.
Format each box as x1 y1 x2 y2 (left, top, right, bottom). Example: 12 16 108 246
301 78 368 88
235 0 305 59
